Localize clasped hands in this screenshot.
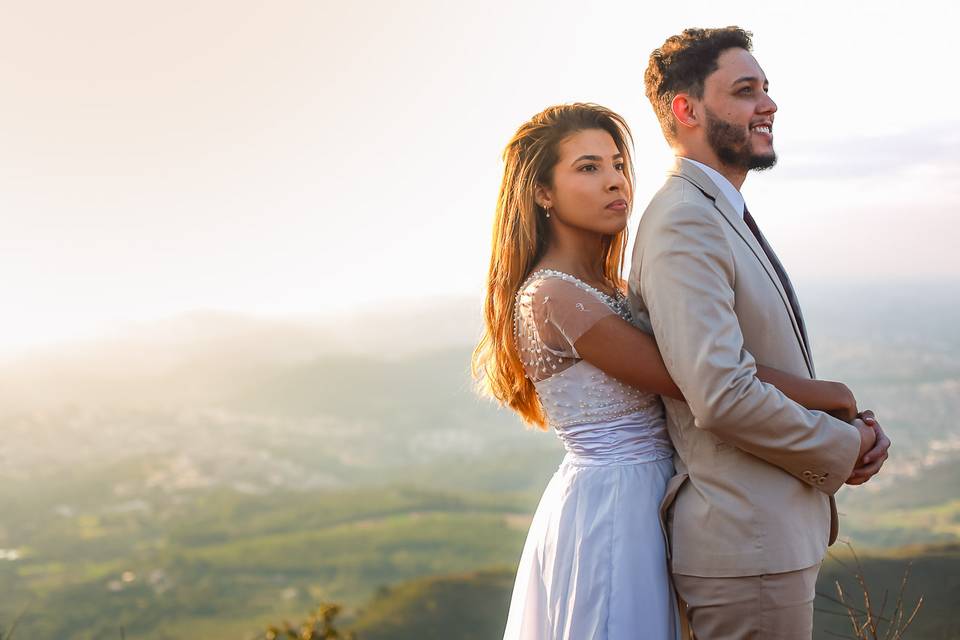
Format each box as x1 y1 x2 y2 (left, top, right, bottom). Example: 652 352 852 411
828 387 890 485
847 410 890 485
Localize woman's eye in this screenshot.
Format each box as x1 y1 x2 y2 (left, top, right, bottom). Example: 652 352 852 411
579 164 598 172
615 163 625 172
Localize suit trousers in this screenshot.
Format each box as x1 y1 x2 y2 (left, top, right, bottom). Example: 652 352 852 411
674 563 820 640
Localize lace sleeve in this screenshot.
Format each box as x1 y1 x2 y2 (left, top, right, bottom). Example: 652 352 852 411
535 277 616 356
515 274 617 381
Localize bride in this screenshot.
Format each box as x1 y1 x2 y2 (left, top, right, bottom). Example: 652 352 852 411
472 103 859 639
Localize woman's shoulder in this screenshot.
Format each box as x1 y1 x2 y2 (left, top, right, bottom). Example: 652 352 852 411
518 268 623 306
518 267 566 294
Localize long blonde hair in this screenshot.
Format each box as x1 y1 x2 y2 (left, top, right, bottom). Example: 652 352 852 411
471 103 635 429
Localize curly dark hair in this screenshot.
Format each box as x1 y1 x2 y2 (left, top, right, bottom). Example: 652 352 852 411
644 27 753 142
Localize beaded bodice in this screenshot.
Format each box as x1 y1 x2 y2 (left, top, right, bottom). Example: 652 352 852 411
514 270 667 443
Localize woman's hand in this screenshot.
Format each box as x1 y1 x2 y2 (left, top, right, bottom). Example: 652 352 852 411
825 382 858 423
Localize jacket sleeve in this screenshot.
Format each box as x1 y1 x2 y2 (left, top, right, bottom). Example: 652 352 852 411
639 201 861 495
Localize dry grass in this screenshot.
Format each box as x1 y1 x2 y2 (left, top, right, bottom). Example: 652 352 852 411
0 606 27 640
816 542 924 640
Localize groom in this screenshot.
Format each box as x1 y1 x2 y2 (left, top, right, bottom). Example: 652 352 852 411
629 27 891 638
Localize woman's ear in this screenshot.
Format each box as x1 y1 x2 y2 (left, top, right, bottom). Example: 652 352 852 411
534 183 552 209
671 93 699 130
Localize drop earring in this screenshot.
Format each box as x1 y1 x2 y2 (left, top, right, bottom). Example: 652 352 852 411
544 206 551 218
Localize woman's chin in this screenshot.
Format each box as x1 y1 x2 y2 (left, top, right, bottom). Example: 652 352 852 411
601 217 629 234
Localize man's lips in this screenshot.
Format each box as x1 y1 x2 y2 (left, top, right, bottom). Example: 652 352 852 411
606 199 628 211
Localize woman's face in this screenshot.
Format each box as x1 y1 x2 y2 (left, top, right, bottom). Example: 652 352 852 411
537 128 630 235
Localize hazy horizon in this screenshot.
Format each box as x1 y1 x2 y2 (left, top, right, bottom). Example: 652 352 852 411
3 273 959 359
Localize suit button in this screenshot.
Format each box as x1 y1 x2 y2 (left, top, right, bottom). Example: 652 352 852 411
802 471 812 479
817 477 826 485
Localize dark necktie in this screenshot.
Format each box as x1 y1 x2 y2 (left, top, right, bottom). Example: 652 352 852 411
742 206 810 356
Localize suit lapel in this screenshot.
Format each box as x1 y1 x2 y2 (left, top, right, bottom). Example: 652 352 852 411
746 220 816 378
668 158 815 377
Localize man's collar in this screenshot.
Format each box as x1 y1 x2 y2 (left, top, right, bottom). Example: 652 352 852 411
675 157 745 219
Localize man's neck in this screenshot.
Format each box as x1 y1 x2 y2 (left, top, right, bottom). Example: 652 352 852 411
678 156 747 219
676 148 746 191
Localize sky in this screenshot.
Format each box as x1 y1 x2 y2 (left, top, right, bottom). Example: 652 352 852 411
2 0 959 354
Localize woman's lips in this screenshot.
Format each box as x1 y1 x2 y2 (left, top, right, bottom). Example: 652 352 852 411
606 199 628 211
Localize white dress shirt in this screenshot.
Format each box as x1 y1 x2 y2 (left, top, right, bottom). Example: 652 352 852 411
682 157 745 218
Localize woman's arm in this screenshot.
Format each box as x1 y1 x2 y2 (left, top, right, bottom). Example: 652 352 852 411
573 315 858 422
755 365 858 423
572 315 684 400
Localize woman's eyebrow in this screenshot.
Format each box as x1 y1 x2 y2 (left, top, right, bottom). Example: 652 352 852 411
571 153 623 165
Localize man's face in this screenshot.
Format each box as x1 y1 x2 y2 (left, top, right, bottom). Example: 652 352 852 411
699 48 778 171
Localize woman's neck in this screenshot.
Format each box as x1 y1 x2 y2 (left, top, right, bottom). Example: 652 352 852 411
536 229 610 288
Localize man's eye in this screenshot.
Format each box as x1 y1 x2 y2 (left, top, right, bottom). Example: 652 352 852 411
739 87 753 95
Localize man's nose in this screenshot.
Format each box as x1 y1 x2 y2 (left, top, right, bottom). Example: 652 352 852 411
760 92 778 115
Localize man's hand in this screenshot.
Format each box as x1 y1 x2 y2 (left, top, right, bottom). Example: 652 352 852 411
846 410 891 485
853 417 876 460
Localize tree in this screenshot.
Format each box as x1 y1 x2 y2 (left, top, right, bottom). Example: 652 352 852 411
262 603 357 640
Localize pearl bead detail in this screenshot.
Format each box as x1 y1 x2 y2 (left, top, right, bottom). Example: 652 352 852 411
511 269 659 429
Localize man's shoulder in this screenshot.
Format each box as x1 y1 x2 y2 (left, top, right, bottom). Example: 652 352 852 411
639 175 721 230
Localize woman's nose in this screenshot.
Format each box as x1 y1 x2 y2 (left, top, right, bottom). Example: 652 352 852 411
607 168 626 191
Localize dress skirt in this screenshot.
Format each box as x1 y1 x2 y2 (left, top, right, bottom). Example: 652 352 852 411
502 454 680 640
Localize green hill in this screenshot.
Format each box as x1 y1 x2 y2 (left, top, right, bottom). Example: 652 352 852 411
837 460 960 548
349 569 514 640
0 483 537 640
347 545 960 640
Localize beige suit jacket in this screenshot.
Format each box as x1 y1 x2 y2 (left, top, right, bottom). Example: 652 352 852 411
628 158 862 578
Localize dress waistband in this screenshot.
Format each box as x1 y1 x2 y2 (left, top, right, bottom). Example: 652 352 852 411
561 449 674 467
554 411 674 466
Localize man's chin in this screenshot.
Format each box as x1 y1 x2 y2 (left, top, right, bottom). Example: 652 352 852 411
748 152 777 171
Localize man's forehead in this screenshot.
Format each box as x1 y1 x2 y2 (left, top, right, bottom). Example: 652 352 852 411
711 48 766 83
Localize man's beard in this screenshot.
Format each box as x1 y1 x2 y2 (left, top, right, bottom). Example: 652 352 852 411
704 107 777 172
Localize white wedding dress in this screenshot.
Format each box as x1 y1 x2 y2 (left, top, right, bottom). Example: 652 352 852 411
502 269 681 640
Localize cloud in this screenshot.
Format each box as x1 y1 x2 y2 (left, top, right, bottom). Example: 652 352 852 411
780 124 960 181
